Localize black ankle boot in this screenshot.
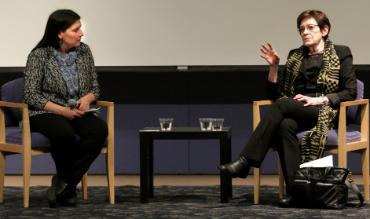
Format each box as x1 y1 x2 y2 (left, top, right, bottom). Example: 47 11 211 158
47 175 67 208
278 195 293 208
218 156 250 178
57 184 78 207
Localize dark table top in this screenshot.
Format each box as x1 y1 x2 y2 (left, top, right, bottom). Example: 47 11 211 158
139 127 232 139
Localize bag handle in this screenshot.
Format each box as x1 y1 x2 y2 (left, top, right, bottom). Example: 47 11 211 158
345 172 364 207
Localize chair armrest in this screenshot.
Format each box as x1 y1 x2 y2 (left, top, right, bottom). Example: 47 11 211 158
0 101 31 153
253 100 273 107
0 101 27 109
95 101 114 107
338 98 369 144
339 99 369 107
252 100 273 130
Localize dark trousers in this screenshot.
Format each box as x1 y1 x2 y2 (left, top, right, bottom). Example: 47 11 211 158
241 97 319 195
30 113 108 186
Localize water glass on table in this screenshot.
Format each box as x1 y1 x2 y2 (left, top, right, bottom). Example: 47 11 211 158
159 118 173 131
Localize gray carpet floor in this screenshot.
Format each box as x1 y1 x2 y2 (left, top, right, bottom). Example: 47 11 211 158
0 185 368 218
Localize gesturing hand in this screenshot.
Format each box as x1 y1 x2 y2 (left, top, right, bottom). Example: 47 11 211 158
260 43 280 66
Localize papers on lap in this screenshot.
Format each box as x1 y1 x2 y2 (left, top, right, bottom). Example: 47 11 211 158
86 107 101 113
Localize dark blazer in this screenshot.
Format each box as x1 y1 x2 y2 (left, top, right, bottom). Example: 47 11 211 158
267 45 357 108
24 43 99 117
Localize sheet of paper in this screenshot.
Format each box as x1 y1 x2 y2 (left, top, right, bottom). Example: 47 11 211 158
299 155 333 168
87 107 100 112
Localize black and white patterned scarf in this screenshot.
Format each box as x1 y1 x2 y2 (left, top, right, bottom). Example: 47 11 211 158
284 40 340 163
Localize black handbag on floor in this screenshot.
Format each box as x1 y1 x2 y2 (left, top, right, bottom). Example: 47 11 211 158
291 167 364 209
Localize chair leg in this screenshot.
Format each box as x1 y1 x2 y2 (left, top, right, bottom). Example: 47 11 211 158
81 173 88 200
362 147 369 201
106 150 115 204
277 160 285 199
23 153 31 208
253 167 260 204
337 146 347 168
0 153 5 204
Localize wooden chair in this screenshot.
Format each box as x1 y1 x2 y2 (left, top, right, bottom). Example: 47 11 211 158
0 78 115 208
252 80 369 204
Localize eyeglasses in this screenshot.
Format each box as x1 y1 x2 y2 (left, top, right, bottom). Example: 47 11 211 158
298 24 319 34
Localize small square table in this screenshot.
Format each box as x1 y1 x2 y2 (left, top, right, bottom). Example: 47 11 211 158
139 126 232 203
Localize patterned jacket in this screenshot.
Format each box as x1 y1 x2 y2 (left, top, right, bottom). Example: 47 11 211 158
24 43 100 117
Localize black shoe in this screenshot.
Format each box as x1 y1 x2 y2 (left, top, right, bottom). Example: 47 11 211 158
278 195 293 208
218 156 250 178
57 185 78 207
47 175 67 208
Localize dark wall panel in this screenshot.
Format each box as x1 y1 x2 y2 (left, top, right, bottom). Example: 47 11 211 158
1 65 369 175
2 65 369 104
